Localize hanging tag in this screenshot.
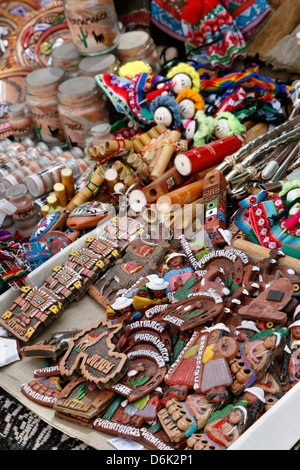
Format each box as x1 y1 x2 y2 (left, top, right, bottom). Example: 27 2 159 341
108 437 144 451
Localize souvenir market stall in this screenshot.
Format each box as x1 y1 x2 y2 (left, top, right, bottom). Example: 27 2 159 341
1 0 300 452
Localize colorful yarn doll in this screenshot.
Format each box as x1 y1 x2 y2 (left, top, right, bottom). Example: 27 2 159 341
191 110 216 146
181 0 247 70
119 60 152 79
213 111 245 139
150 95 182 129
176 88 205 119
166 62 201 95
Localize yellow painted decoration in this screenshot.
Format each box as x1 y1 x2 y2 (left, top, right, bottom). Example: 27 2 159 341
53 266 62 272
96 259 105 268
203 344 215 363
184 344 200 360
26 327 35 339
50 305 60 314
70 250 79 256
20 286 32 293
2 310 13 320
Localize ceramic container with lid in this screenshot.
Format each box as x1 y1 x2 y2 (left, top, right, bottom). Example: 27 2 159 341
9 103 34 141
6 184 38 237
25 67 67 145
64 0 120 56
78 53 119 77
51 41 81 77
58 76 109 149
116 31 159 72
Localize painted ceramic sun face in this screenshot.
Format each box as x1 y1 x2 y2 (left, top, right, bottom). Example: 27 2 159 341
171 73 192 94
178 99 195 119
214 118 230 139
153 106 173 127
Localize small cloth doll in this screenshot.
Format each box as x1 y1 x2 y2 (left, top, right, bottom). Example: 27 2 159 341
279 181 300 216
190 110 216 147
182 0 247 70
119 60 152 79
176 88 205 119
150 95 181 129
213 111 245 139
166 62 201 95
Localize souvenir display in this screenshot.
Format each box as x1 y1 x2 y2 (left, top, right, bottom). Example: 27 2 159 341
7 1 72 69
64 0 120 56
0 0 300 453
0 9 20 70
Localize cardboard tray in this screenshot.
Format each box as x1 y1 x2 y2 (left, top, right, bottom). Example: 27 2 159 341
0 235 300 450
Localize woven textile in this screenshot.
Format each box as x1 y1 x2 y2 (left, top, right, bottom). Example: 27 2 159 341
115 0 151 30
0 387 94 450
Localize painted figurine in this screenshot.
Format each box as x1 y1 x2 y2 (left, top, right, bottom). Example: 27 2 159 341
150 95 181 129
188 403 250 450
213 112 245 140
108 296 134 322
166 62 201 95
176 88 205 120
161 252 194 293
158 394 225 443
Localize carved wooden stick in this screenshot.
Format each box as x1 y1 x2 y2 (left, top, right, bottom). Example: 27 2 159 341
150 130 181 180
157 179 204 214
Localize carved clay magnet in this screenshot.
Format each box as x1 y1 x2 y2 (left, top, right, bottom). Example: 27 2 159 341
187 403 251 450
158 394 223 443
160 291 224 331
21 328 81 358
54 376 116 427
111 344 167 403
120 319 172 364
21 375 67 408
88 239 170 308
238 278 294 324
43 265 84 304
229 328 288 396
0 285 63 343
59 318 130 389
93 389 163 439
165 324 239 402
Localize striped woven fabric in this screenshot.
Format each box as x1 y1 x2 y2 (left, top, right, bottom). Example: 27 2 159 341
0 387 94 450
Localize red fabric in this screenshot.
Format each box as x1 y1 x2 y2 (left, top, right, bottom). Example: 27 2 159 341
181 0 219 25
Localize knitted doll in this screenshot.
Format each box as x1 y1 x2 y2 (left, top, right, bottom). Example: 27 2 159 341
166 62 201 95
181 0 247 70
150 95 181 129
176 88 205 119
190 110 216 146
213 111 245 139
181 110 215 147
